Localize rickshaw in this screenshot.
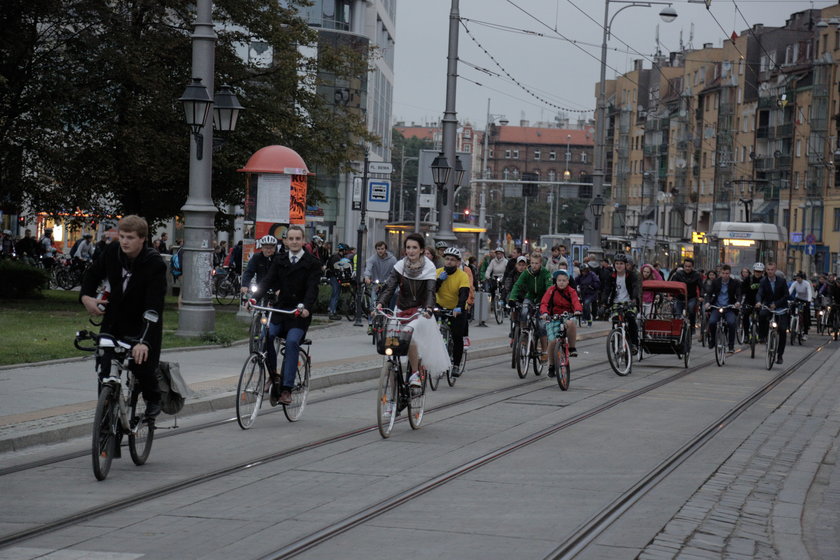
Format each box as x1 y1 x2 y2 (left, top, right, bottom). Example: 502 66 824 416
638 280 692 368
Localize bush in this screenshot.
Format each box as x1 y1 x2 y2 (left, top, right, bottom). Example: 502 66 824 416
0 260 51 298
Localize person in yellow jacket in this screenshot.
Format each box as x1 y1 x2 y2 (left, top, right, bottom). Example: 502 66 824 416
436 247 471 376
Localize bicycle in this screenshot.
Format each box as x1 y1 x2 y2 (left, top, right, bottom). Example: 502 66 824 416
788 300 807 346
546 312 574 391
508 302 521 370
373 308 426 438
513 301 545 379
212 266 241 305
74 310 159 481
429 308 467 389
698 304 711 347
826 304 840 341
762 305 789 370
744 305 760 359
236 303 311 429
709 304 737 367
490 276 507 324
606 302 636 376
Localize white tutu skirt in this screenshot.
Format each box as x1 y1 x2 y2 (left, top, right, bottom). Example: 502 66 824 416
408 315 451 375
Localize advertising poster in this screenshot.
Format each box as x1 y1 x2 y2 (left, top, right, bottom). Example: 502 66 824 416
290 174 308 224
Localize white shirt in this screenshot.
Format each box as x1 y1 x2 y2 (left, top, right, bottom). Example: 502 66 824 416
288 249 304 263
615 274 630 303
789 279 813 302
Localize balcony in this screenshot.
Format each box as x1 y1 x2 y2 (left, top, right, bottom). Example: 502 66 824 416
777 155 792 168
808 152 826 165
755 158 775 171
643 145 657 156
775 123 793 138
676 140 690 151
811 116 828 132
756 125 772 139
719 102 735 116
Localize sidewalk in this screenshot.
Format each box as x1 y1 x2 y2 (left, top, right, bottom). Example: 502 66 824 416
0 316 612 452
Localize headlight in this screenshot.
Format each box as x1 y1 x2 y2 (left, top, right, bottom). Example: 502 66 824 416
260 316 268 325
771 321 777 329
250 284 257 293
385 348 393 356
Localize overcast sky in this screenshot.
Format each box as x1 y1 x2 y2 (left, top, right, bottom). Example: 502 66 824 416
392 0 837 129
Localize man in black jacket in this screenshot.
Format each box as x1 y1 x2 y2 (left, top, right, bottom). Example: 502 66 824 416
80 215 167 419
240 235 279 293
756 261 789 364
255 226 321 405
670 257 704 331
705 264 741 351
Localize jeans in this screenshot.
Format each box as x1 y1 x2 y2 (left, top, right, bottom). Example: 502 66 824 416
266 320 306 389
582 294 597 322
675 298 698 330
794 300 811 333
328 277 340 314
708 308 737 349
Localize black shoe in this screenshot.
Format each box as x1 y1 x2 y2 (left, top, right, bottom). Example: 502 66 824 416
728 346 735 353
547 365 556 378
776 356 783 365
144 400 162 419
569 348 578 357
269 376 280 407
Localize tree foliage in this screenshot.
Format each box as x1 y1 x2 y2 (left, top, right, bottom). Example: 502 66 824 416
390 129 432 221
0 0 376 226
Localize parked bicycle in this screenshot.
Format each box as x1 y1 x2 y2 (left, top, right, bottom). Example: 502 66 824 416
212 266 241 305
74 310 159 481
373 308 426 438
236 303 311 429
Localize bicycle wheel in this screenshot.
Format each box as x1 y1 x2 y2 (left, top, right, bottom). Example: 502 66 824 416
736 315 745 345
376 361 398 438
248 315 263 354
284 349 311 422
128 391 154 466
683 329 691 368
494 295 504 324
236 354 265 429
531 332 544 376
510 324 520 369
606 329 632 376
789 316 799 346
408 365 426 430
516 329 531 378
714 324 726 366
555 340 570 391
215 278 237 305
56 268 75 290
766 329 777 370
699 313 708 347
92 385 118 481
750 321 757 359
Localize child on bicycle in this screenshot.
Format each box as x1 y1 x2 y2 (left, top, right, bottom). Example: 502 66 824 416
541 270 583 377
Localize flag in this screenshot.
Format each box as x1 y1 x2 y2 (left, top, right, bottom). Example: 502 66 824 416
731 31 738 41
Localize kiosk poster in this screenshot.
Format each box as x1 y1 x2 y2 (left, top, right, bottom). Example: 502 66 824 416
290 174 308 225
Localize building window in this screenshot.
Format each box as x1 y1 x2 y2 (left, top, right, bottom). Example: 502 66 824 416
548 170 557 181
534 149 541 160
505 149 511 159
549 151 557 160
834 208 840 231
489 150 494 158
463 143 471 153
513 149 519 159
463 128 471 139
503 168 511 180
580 152 587 163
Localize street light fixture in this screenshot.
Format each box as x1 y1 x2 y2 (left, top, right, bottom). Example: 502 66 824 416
179 78 213 160
431 152 452 205
212 84 244 132
454 155 466 189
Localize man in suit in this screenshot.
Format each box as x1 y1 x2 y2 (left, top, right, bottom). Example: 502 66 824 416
80 215 167 420
255 225 321 405
705 264 741 352
756 261 789 364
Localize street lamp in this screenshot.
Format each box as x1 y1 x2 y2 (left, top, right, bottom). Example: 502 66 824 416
454 155 466 189
437 0 461 245
588 0 677 259
179 78 213 160
212 84 244 132
431 152 452 200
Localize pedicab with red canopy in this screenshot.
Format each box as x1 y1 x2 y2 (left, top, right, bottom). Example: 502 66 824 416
638 280 692 367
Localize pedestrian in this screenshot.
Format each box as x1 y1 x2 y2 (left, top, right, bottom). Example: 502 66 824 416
158 232 169 254
326 243 352 319
15 229 39 264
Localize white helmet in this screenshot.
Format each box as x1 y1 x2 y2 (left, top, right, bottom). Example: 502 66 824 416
442 247 462 260
752 262 765 272
258 235 278 248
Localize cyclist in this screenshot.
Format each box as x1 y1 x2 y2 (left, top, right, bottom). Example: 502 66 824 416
326 243 351 320
756 261 789 364
74 233 95 263
363 241 397 330
828 275 840 332
670 257 703 332
80 215 166 421
705 264 741 352
433 240 448 268
788 271 814 341
606 253 641 353
577 261 601 326
484 247 508 293
740 262 765 336
240 235 279 294
435 247 470 377
377 232 437 389
253 226 321 406
509 251 552 364
541 269 583 377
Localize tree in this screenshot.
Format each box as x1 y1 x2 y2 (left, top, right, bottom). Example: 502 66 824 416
0 0 375 226
390 129 432 221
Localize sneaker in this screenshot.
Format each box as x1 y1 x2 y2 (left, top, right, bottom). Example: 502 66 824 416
801 334 808 342
383 402 395 418
278 389 292 405
451 365 461 378
367 325 373 335
409 372 422 387
728 346 735 353
776 356 783 365
539 352 548 364
547 365 556 378
463 337 471 348
588 320 593 327
569 348 578 357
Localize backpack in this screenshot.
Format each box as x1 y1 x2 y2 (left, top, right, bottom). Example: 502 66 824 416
69 238 83 257
155 361 189 415
170 249 182 278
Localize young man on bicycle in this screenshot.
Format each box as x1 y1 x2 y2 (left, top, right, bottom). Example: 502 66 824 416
789 272 814 340
435 247 471 377
605 253 641 353
670 257 703 332
705 264 741 352
509 252 552 363
756 262 789 364
240 235 279 294
541 269 582 377
740 263 765 335
363 240 397 322
80 215 167 420
254 226 321 406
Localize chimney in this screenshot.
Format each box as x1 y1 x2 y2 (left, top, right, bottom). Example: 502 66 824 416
703 42 713 49
520 120 530 127
634 59 643 72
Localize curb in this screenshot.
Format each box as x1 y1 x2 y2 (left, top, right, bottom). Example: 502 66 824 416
0 327 609 453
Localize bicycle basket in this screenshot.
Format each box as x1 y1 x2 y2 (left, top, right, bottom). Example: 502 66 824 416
547 319 567 341
376 317 414 356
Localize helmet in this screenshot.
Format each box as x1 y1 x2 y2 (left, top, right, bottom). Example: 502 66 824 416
435 240 448 249
494 246 505 253
588 260 600 269
257 235 277 247
442 247 462 260
552 269 570 280
312 235 323 245
337 243 349 251
613 253 629 263
752 262 765 272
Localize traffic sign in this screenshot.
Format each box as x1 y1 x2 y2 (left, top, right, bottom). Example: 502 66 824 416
805 244 815 256
805 233 816 244
367 162 393 174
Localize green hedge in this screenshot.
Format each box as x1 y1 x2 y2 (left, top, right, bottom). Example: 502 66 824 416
0 260 51 298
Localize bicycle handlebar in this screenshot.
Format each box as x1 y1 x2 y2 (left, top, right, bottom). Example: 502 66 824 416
760 305 790 315
373 308 423 321
247 302 305 316
73 330 142 353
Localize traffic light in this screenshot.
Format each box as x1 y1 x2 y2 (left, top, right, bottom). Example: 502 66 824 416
463 208 471 217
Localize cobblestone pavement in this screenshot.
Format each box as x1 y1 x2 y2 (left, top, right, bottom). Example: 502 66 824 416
639 346 840 560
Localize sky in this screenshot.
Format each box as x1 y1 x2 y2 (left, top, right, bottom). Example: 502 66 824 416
392 0 838 130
